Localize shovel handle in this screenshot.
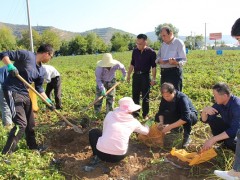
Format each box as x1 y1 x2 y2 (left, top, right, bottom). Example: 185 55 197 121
16 74 79 130
83 82 121 111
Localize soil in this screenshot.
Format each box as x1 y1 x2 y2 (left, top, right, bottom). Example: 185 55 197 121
43 118 216 180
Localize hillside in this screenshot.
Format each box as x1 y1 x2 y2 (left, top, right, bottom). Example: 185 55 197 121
1 22 236 45
0 22 135 44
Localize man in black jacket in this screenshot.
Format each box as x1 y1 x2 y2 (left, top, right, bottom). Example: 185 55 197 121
155 82 198 148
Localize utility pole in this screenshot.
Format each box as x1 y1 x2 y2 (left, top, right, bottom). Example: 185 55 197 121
205 23 207 50
26 0 34 52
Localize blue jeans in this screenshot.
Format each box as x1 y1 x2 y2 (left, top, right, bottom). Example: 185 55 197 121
233 129 240 171
0 85 12 126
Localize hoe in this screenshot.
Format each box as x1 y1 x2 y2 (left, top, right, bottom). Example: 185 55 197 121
16 74 83 134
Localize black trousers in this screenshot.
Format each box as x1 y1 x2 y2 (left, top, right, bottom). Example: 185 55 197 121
2 91 37 154
155 110 198 137
132 73 150 117
45 76 62 109
161 67 183 91
89 129 126 163
206 116 236 152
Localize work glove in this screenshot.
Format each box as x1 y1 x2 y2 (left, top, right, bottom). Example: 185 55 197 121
101 89 106 96
46 98 55 111
7 64 19 77
121 76 126 82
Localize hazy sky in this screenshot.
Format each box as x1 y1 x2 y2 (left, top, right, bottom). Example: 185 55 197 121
1 0 239 36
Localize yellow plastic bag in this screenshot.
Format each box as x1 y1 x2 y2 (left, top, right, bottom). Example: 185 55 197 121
170 147 197 163
138 123 164 147
29 84 39 112
189 148 217 166
170 147 217 166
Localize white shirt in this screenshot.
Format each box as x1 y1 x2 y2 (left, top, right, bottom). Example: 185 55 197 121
42 65 60 83
155 37 187 68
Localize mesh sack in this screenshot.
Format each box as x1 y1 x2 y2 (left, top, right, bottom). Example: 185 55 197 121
138 123 164 147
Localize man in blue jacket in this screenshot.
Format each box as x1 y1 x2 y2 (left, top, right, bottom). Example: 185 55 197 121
0 44 55 154
155 82 198 148
213 18 240 180
201 82 240 152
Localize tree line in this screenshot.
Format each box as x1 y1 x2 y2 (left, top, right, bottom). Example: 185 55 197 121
0 23 206 55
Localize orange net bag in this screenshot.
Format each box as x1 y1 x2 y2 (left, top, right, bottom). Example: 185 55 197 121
138 123 164 147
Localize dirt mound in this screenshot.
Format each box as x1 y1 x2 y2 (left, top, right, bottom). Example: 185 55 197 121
45 121 214 180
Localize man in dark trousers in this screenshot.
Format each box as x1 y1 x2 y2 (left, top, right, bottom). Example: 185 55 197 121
127 34 156 120
155 26 187 91
0 44 55 154
155 82 198 148
42 64 62 109
214 18 240 180
201 82 240 152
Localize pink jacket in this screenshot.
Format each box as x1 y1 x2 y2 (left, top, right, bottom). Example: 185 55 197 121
96 108 149 155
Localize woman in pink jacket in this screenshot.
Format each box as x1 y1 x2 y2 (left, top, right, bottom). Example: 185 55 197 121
84 97 149 171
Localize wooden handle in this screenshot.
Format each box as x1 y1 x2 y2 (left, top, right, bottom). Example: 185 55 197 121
16 74 75 127
83 82 121 111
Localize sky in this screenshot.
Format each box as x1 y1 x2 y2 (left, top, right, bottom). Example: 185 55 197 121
1 0 239 37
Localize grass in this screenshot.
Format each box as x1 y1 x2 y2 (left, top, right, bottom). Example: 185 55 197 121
0 50 240 179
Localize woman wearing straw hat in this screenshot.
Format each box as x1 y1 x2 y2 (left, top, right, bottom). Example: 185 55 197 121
94 53 126 115
84 97 150 171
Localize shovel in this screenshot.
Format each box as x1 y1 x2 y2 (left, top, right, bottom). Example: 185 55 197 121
16 74 83 134
80 82 120 112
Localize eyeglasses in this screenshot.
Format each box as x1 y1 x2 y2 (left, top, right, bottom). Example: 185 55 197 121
48 53 53 59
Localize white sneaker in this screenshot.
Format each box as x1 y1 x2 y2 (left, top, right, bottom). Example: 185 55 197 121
214 170 240 180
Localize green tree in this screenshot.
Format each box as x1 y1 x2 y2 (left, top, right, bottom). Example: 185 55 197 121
59 40 69 56
184 34 204 50
85 32 108 54
96 37 108 53
68 35 87 55
184 36 194 50
18 29 41 51
111 33 131 52
0 26 17 51
155 23 179 42
85 32 97 54
41 29 61 51
151 41 161 50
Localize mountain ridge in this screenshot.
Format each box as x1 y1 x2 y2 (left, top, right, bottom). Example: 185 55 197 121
0 22 237 45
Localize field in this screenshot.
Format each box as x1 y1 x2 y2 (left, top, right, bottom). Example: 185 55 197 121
1 50 240 179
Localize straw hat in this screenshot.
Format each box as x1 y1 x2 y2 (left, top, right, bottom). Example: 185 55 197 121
118 97 141 112
97 53 119 67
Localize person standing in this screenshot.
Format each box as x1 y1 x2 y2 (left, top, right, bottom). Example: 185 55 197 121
42 64 62 109
94 53 126 114
214 18 240 180
127 34 156 120
0 66 12 127
155 26 187 91
154 83 198 148
0 44 55 154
